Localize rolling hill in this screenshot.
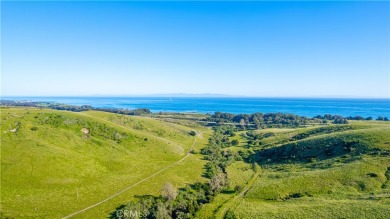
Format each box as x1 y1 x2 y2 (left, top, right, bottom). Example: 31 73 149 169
1 107 389 218
203 121 390 218
0 107 210 218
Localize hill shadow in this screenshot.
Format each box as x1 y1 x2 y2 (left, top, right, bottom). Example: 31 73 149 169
256 137 365 166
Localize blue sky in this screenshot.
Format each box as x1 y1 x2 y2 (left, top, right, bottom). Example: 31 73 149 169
2 1 389 97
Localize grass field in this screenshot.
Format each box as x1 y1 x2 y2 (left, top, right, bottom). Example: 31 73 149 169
1 107 389 218
0 107 210 218
218 121 390 219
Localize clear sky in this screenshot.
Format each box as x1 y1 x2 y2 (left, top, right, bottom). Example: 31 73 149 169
2 1 389 97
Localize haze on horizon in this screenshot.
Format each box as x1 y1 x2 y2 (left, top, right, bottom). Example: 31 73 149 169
2 1 389 98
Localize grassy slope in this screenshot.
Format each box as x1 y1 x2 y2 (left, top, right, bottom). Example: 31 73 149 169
225 121 390 218
75 130 211 218
80 111 196 149
0 108 210 218
2 108 389 219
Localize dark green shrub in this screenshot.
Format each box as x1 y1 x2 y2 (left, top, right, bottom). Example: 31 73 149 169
231 139 239 146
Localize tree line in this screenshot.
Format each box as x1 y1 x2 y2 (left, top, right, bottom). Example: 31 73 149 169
204 112 350 127
203 112 389 128
344 115 389 121
0 100 151 115
111 125 247 219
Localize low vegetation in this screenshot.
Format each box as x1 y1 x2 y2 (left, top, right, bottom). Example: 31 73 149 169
1 104 389 218
0 107 205 218
221 121 390 219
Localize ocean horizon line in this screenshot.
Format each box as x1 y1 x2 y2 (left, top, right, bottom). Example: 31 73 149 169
2 95 390 100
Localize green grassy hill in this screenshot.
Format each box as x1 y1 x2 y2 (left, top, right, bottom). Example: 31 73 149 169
0 107 209 218
214 121 390 218
1 108 389 219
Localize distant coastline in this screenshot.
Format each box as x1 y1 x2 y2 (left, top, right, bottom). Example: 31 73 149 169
2 94 389 99
2 96 389 118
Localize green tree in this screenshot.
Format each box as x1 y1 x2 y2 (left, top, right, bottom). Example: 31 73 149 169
155 202 170 219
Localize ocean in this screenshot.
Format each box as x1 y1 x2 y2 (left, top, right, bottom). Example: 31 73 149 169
2 97 390 118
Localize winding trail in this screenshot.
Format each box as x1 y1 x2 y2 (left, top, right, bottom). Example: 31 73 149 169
62 114 202 219
214 165 261 219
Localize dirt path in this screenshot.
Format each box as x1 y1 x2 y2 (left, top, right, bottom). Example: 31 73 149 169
214 165 261 219
62 115 201 219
